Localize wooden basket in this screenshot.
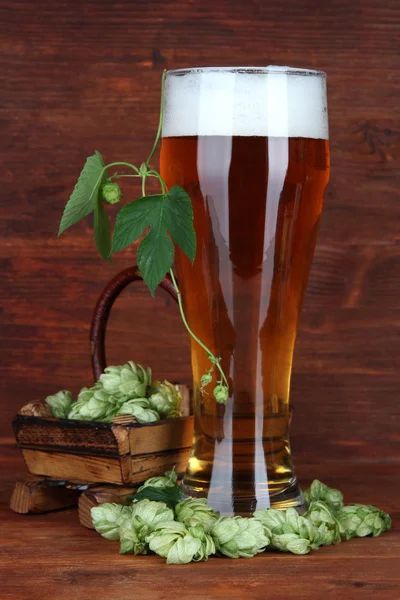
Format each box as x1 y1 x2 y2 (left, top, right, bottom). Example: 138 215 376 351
12 266 194 487
13 398 193 485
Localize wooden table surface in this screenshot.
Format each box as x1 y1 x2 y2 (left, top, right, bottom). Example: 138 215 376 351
1 444 399 600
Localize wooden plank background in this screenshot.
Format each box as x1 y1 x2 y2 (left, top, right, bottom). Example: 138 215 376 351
1 0 399 469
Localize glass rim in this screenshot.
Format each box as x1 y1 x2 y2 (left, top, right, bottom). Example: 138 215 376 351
166 66 326 77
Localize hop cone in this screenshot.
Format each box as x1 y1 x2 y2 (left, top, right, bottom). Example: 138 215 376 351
100 361 151 399
91 503 133 541
211 516 270 558
175 498 219 533
146 521 202 564
137 470 178 493
336 504 392 539
304 501 341 545
117 398 160 423
45 390 73 419
188 525 216 561
68 384 120 422
254 507 321 553
303 479 344 512
101 181 122 205
148 380 181 419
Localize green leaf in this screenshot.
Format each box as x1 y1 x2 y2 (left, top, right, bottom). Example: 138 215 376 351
137 224 174 296
164 186 196 263
111 185 196 295
94 199 112 261
58 151 105 236
126 485 187 508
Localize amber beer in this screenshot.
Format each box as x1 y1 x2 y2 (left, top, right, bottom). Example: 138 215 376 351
160 67 330 515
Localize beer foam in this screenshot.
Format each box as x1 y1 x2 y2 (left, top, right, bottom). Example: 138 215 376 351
162 67 328 140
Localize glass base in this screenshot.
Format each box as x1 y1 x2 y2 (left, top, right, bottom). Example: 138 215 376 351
181 477 305 516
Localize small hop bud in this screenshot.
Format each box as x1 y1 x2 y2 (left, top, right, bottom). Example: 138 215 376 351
101 182 122 205
200 373 213 388
213 384 229 404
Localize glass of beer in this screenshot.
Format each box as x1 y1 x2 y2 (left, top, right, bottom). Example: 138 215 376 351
160 66 330 515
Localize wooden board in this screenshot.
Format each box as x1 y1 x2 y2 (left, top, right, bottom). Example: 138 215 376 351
1 446 399 600
1 0 399 479
10 479 80 514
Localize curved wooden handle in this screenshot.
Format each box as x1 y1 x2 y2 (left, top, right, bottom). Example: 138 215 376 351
90 266 178 381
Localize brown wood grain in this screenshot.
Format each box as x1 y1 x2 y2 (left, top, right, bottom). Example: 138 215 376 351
10 478 80 514
1 446 399 600
0 0 399 470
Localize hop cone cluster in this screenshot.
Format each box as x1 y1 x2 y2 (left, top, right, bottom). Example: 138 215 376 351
91 476 392 565
45 361 182 424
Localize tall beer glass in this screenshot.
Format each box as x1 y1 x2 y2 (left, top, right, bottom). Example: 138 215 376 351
160 67 330 515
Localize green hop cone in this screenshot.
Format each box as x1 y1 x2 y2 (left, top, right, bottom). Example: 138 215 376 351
188 525 216 561
213 384 229 405
137 470 178 493
129 499 174 544
118 514 148 555
211 516 270 558
175 498 219 533
148 380 181 419
147 521 202 564
270 534 311 555
91 503 133 540
254 507 320 553
253 508 286 531
67 384 120 422
303 479 344 512
200 373 213 388
45 390 74 419
118 499 174 555
117 398 160 423
336 504 392 540
304 501 341 545
100 361 151 399
101 181 122 205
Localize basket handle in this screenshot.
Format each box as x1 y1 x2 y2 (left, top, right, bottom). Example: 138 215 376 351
90 266 178 381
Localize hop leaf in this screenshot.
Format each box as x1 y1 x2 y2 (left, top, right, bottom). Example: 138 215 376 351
303 480 344 512
45 390 74 419
211 516 270 558
111 186 196 296
58 151 105 236
304 501 341 545
128 484 187 508
148 380 181 419
175 498 219 533
336 504 392 539
91 503 132 540
100 361 151 398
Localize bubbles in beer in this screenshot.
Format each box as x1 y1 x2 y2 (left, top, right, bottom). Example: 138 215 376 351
162 66 328 140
